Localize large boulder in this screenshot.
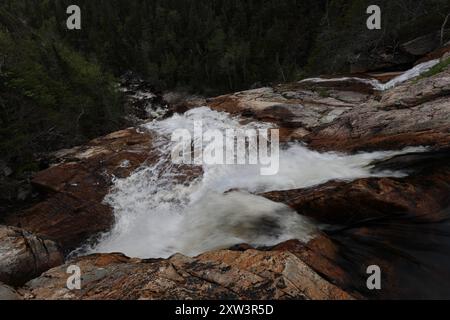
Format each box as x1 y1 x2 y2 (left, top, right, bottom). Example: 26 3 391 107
20 250 352 300
0 225 63 286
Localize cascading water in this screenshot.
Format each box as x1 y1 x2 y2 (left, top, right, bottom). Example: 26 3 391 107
87 107 426 259
300 58 440 91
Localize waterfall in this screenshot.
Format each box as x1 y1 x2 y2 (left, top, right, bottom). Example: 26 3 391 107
87 107 426 258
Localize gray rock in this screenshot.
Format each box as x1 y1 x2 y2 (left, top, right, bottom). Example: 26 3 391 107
21 252 353 300
0 282 21 300
0 225 64 286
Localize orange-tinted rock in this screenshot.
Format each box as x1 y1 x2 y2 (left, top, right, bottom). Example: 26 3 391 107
304 64 450 152
263 153 450 299
21 250 353 300
5 129 155 251
207 64 450 154
207 87 358 132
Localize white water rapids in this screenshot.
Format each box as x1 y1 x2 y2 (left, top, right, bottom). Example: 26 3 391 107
85 106 425 259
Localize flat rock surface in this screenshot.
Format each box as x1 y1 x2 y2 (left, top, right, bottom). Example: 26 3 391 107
263 152 450 299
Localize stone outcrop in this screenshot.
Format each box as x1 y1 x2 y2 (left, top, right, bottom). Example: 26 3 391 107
348 47 416 74
348 31 450 74
119 72 169 123
206 55 450 153
305 76 450 151
379 66 450 109
3 44 450 300
0 225 63 286
207 86 368 143
262 150 450 299
20 250 352 300
4 128 154 252
263 149 450 225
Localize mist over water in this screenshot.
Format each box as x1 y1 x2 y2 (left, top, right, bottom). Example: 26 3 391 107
89 107 426 259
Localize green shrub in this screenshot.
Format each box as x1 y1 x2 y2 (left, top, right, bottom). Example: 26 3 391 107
416 57 450 80
0 9 123 175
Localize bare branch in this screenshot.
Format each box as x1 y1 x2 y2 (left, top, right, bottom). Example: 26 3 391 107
441 13 450 46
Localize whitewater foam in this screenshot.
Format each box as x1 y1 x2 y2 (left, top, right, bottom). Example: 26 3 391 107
82 107 428 259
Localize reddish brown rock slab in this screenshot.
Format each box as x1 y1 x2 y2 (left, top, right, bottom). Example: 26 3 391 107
0 225 63 286
0 282 22 300
20 250 353 300
207 87 358 130
270 237 366 299
306 129 450 153
297 77 376 94
263 156 450 299
366 71 403 83
262 161 450 225
5 128 156 252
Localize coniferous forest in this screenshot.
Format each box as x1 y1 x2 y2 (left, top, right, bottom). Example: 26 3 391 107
1 0 450 205
2 1 450 302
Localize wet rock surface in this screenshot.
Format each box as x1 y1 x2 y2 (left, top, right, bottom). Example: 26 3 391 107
263 150 450 298
4 128 155 252
0 282 22 300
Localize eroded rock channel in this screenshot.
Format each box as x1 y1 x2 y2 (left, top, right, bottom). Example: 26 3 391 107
2 50 450 300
